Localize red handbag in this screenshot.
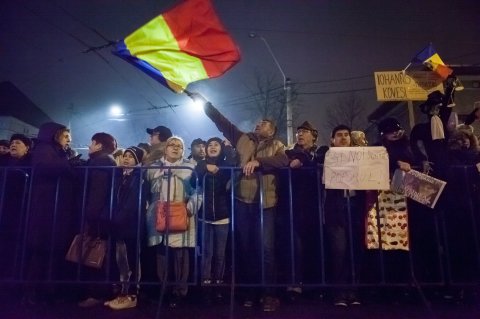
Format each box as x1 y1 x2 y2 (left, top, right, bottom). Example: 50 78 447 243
156 201 189 233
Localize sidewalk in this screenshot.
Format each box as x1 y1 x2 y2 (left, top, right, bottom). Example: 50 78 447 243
1 289 479 319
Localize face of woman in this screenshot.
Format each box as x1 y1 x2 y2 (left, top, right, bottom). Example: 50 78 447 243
207 141 221 158
9 140 28 158
165 139 184 162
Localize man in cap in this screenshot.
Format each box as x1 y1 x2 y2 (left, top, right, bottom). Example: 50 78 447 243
188 138 206 165
144 125 172 165
282 121 320 300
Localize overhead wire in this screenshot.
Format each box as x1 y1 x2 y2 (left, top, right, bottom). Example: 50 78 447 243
34 0 178 116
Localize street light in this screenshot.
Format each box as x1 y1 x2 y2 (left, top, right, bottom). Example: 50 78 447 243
249 32 293 145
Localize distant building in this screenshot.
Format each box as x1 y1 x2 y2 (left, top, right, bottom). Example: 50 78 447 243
0 81 53 140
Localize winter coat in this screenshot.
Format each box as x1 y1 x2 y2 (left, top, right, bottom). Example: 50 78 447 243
203 102 288 208
84 150 117 238
0 153 32 277
195 145 236 222
111 167 147 239
28 122 77 251
145 157 202 248
284 144 321 228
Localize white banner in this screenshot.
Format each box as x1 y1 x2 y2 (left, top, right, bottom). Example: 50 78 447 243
323 146 390 190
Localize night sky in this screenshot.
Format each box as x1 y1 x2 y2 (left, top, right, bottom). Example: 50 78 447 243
1 0 479 149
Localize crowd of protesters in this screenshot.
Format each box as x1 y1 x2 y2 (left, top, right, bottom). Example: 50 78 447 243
0 90 479 313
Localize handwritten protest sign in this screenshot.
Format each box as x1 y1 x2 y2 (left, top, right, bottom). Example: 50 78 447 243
323 147 390 190
403 170 446 209
374 71 444 101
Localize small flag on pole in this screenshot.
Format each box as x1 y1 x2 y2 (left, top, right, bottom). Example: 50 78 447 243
112 0 241 93
410 43 452 80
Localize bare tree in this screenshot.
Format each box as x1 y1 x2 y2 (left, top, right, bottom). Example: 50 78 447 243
245 69 299 142
326 92 367 131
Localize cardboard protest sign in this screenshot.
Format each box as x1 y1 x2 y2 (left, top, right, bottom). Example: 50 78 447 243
374 71 444 101
323 147 390 190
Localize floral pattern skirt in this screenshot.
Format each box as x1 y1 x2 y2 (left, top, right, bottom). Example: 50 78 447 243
365 190 409 251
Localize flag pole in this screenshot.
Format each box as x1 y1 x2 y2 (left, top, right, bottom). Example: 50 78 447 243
401 62 411 74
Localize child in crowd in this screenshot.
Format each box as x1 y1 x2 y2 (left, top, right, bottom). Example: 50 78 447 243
104 146 146 310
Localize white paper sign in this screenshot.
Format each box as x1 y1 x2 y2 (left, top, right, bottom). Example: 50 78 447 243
323 147 390 190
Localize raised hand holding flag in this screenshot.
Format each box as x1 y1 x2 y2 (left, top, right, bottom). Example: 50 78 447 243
112 0 241 93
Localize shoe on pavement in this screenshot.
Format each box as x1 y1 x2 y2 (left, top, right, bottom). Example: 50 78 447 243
262 296 280 312
78 297 102 308
107 295 137 310
334 299 348 307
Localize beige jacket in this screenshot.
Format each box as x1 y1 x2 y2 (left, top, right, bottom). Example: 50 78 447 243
204 102 288 208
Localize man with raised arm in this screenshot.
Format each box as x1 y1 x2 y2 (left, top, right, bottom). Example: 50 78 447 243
189 93 288 312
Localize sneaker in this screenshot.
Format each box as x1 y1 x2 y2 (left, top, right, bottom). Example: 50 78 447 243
78 297 102 308
350 299 361 306
334 299 348 307
107 295 137 310
262 296 280 312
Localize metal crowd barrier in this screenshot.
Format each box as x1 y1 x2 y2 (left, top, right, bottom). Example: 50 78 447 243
0 164 479 318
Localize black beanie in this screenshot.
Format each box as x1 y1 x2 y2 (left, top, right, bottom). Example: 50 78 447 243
124 146 145 165
10 134 33 148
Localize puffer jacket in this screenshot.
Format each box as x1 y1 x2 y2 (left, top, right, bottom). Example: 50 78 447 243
145 157 202 247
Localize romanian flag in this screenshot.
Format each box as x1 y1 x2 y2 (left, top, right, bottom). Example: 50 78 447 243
112 0 240 93
411 43 452 80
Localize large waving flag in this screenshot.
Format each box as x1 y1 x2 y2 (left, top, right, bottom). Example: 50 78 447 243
410 43 452 80
112 0 241 93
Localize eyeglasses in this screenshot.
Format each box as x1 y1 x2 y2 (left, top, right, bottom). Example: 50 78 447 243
296 129 312 135
167 143 183 149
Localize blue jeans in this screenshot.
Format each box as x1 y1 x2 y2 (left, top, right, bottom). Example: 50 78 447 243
234 200 276 288
201 222 229 282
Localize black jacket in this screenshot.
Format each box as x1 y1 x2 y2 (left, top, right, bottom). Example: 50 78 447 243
195 145 236 222
111 168 146 239
28 122 77 251
84 150 117 237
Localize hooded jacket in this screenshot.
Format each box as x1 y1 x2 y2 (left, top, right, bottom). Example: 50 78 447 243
195 143 237 221
28 122 76 251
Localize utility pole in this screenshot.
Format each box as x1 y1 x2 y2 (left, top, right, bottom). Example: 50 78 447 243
249 32 293 145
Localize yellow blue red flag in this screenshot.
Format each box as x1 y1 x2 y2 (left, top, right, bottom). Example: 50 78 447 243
411 43 452 80
112 0 241 93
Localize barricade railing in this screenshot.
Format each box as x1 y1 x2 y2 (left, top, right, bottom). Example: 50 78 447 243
0 164 479 317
